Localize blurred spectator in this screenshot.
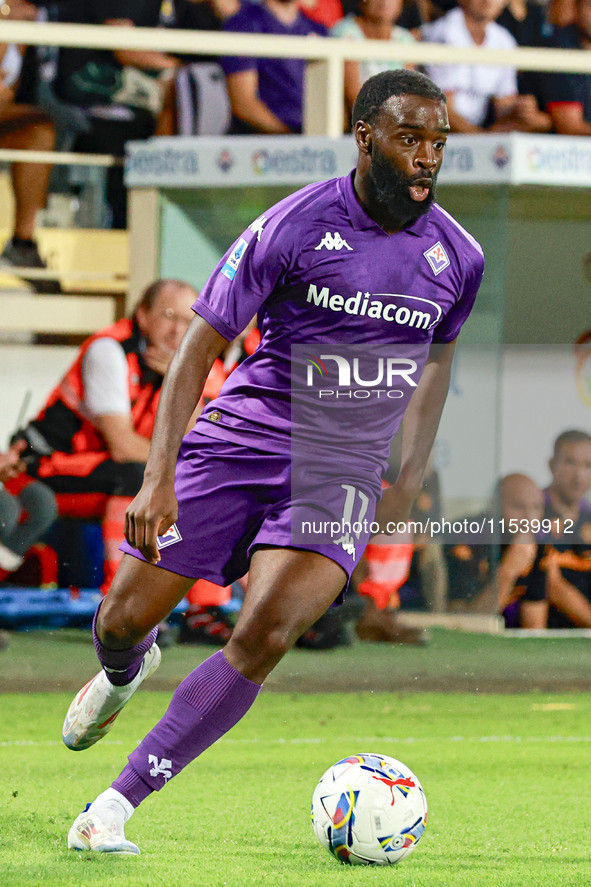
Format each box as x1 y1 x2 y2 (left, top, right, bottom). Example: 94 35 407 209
354 540 428 644
421 0 551 132
25 1 183 228
444 473 543 622
540 0 591 136
545 430 591 530
406 461 448 611
332 0 415 118
222 0 327 134
300 0 344 26
547 0 577 27
15 279 197 593
342 0 431 28
0 440 57 574
0 4 57 289
179 582 236 645
520 430 591 628
498 0 554 46
497 0 554 117
172 0 239 136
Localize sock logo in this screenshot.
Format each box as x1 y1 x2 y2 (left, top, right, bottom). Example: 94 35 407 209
148 755 172 782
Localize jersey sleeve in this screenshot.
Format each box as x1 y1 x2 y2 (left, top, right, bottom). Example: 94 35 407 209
82 338 131 417
221 11 258 76
431 249 485 344
192 211 291 341
495 64 518 100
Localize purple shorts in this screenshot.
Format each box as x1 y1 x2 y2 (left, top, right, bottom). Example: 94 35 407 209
120 431 381 589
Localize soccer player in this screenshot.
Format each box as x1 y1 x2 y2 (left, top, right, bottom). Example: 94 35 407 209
63 69 484 854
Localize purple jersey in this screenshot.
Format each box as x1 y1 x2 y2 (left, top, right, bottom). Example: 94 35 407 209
221 1 327 133
192 171 484 475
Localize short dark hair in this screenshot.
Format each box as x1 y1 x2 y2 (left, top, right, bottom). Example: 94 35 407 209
553 429 591 458
352 70 446 128
137 278 194 311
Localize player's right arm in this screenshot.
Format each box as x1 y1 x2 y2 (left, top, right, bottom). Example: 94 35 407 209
125 316 229 564
127 200 289 561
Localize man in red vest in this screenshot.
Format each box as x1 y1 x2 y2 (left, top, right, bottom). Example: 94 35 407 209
18 278 198 592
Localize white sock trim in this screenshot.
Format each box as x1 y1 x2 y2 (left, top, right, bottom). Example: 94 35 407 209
93 787 134 822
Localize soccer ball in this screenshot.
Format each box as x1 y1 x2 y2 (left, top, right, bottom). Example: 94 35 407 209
311 752 427 865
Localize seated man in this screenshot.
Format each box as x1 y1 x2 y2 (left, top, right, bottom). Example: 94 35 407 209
16 279 197 592
421 0 550 132
39 1 181 227
540 0 591 136
0 439 57 574
444 473 544 623
0 15 56 289
520 430 591 628
222 0 327 134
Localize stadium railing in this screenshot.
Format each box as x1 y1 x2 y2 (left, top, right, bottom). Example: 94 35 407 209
1 19 591 139
0 20 590 333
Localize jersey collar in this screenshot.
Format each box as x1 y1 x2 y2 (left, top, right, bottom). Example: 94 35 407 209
342 170 432 238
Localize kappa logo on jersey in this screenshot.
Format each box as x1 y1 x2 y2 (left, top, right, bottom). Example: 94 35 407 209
423 241 450 275
221 237 248 281
156 523 183 550
314 232 353 252
249 215 267 242
148 755 172 782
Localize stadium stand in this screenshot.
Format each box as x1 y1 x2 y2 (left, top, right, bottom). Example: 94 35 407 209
0 8 590 641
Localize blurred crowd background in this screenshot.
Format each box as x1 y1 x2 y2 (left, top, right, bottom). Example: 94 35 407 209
0 0 590 650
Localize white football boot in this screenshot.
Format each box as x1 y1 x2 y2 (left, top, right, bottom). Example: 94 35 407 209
68 789 139 854
62 643 161 751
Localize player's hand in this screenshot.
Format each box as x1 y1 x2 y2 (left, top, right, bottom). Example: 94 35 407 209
144 343 175 377
124 481 178 565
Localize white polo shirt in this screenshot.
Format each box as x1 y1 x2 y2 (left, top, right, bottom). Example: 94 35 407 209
421 8 518 126
81 338 131 418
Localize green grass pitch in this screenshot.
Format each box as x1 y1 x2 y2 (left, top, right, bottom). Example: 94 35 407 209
2 688 591 887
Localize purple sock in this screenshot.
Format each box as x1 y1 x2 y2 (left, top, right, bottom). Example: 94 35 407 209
92 604 158 687
112 650 261 807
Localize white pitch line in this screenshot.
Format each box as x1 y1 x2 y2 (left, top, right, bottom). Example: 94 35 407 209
4 736 591 748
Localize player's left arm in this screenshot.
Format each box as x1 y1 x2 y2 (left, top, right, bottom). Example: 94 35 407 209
375 340 456 530
376 237 484 530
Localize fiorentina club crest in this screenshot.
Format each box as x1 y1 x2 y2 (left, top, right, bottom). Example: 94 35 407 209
423 241 450 275
156 523 183 549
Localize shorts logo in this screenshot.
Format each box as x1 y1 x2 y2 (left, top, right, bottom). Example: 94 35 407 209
221 237 248 281
156 523 183 550
423 242 450 275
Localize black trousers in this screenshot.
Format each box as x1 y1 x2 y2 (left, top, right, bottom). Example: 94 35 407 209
42 460 145 498
73 111 156 229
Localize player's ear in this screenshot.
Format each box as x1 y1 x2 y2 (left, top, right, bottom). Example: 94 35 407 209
354 120 372 155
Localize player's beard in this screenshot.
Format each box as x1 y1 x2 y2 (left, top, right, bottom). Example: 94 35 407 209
369 145 437 226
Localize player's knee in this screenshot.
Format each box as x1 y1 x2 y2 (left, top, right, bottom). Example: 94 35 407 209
98 597 151 649
229 623 293 671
